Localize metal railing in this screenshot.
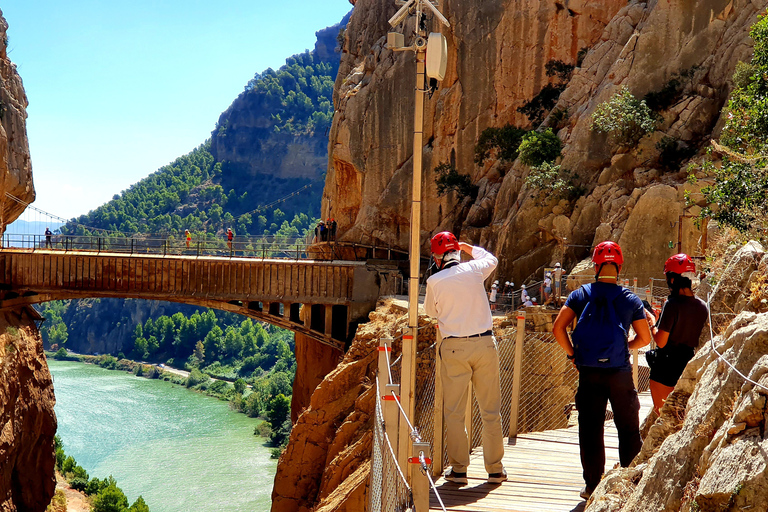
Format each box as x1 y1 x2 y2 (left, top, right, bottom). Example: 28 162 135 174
0 232 411 262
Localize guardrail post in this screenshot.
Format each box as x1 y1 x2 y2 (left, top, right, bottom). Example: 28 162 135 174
378 338 400 459
411 442 431 511
632 278 639 388
432 329 444 477
509 310 526 439
130 238 134 255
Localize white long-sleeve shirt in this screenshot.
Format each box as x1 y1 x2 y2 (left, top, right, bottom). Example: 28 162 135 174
424 246 497 337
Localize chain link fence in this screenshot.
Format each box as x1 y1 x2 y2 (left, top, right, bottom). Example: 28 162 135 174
369 376 413 512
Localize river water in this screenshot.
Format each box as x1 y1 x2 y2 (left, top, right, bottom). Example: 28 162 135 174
48 359 275 511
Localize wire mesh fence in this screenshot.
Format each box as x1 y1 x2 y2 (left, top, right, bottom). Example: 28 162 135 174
369 376 413 512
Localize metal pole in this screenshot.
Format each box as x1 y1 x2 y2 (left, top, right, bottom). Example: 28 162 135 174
510 310 526 439
399 9 427 480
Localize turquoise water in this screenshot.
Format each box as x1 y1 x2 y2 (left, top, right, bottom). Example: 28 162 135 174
48 359 276 511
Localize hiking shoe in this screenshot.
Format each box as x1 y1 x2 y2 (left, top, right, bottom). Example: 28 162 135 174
445 469 468 484
487 468 507 484
580 486 594 500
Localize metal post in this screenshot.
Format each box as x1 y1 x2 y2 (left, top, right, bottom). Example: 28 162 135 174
632 277 639 389
510 310 526 439
411 442 431 511
432 329 444 477
130 238 134 255
400 5 427 482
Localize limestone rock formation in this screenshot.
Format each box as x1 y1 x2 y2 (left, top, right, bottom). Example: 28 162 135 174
323 0 764 285
0 309 57 511
0 9 34 231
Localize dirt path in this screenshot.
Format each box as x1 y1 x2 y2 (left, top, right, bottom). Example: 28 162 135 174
55 473 91 512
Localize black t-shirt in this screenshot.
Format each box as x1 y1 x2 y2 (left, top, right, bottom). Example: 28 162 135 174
657 295 709 349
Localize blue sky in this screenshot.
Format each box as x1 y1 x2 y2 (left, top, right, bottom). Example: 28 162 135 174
2 1 352 221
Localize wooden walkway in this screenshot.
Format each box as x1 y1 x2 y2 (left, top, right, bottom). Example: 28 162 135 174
429 392 653 512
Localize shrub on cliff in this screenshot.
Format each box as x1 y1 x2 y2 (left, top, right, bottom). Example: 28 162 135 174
474 124 528 164
518 129 563 167
524 162 584 203
591 86 657 148
433 163 478 201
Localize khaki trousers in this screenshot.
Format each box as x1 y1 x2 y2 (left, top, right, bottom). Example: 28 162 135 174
440 335 505 474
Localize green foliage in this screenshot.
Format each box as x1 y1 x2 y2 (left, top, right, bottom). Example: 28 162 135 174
524 162 585 203
186 368 209 388
128 496 150 512
92 478 129 512
267 394 292 446
697 11 768 234
732 61 755 90
642 68 697 112
591 86 657 148
433 163 478 201
474 125 529 165
70 477 88 492
234 378 247 394
241 51 336 136
53 348 69 360
518 129 563 167
517 60 574 126
656 136 696 171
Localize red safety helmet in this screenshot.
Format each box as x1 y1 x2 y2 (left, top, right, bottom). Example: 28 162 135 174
592 241 624 266
664 253 696 276
430 231 460 255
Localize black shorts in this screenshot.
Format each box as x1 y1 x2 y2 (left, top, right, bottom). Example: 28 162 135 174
648 344 695 387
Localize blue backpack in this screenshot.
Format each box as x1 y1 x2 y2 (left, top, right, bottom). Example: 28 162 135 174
571 283 630 368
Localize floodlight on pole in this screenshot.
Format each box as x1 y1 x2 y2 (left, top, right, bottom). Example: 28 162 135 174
385 0 450 487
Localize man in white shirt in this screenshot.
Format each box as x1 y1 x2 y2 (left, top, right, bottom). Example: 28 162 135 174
424 232 507 485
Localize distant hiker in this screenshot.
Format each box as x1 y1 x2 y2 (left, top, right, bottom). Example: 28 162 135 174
330 218 338 241
489 280 499 311
553 262 564 306
226 228 234 251
543 272 553 305
553 241 651 500
314 221 327 243
520 284 530 305
647 254 708 414
424 232 507 486
45 227 52 248
185 229 191 249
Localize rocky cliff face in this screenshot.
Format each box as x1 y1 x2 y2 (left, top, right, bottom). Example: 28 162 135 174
0 309 57 511
0 10 34 231
324 0 762 284
0 11 55 511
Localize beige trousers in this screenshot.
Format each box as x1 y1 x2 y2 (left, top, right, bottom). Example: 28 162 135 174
440 334 505 474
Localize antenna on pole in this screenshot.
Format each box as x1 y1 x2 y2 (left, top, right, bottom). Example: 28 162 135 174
385 0 450 487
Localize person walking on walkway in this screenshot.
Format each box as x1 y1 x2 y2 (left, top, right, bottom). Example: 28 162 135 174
226 228 234 251
552 241 651 500
489 280 499 311
185 229 191 249
45 227 53 249
424 232 507 485
647 254 708 413
553 262 564 306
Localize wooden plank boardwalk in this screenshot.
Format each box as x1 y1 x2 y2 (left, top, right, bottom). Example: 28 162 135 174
429 392 653 512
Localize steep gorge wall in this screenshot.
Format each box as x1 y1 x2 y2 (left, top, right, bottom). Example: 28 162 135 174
324 0 762 284
0 309 57 511
0 9 34 231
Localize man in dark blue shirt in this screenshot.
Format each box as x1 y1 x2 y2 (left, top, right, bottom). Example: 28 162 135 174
553 241 652 500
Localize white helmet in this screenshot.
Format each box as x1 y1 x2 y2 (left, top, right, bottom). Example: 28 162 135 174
505 281 510 285
555 262 561 267
521 284 526 289
493 280 499 284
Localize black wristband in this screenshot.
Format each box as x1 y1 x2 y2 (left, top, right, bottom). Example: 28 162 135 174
567 354 576 361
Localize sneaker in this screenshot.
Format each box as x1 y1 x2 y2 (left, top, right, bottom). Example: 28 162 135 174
445 469 468 484
580 486 594 500
487 468 508 484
